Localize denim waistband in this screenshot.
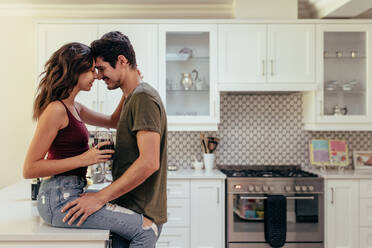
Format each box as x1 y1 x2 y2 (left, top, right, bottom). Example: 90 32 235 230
40 175 87 192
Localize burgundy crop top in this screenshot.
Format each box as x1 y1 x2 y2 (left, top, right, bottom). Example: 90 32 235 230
47 101 89 177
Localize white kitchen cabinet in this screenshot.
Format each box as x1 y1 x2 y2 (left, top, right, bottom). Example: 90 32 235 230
303 24 372 131
158 177 225 248
325 180 359 248
190 180 224 248
157 227 190 248
360 228 372 248
159 24 219 131
218 24 316 91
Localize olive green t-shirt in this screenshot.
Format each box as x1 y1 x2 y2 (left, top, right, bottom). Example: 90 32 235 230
112 82 167 225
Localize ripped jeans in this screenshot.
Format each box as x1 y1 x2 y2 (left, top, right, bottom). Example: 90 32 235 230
37 175 162 248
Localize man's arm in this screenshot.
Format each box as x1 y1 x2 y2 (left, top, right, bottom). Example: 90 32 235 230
76 93 126 129
61 130 160 226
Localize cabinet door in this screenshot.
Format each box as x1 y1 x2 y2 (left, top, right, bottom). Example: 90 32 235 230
156 227 190 248
360 199 372 227
159 24 219 131
190 180 224 248
38 24 98 130
360 180 372 198
267 24 315 83
98 24 158 116
316 24 372 124
326 180 359 248
218 24 267 86
360 228 372 248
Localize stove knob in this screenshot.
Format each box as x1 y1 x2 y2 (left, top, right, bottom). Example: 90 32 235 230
284 185 292 192
248 185 254 192
301 186 308 192
269 186 275 192
262 185 269 192
308 185 314 192
255 185 261 192
295 185 301 192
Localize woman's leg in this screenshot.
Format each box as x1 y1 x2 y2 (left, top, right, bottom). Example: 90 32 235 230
37 176 159 247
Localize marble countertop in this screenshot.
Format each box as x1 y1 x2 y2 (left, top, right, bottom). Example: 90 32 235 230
0 180 110 242
167 168 226 179
0 169 225 241
303 166 372 179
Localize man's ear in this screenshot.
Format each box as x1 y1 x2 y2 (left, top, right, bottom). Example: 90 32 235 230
117 55 128 66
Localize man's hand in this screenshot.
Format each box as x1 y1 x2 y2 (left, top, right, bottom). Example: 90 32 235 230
61 192 106 226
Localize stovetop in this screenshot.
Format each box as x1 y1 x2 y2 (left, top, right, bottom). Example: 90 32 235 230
219 165 318 178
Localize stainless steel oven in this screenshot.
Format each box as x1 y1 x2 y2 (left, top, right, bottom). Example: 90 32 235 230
222 167 324 248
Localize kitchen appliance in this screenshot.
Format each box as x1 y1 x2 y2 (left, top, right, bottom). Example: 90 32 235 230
220 165 324 248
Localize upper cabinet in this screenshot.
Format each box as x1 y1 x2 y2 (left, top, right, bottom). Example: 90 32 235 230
159 24 219 131
218 24 316 91
303 24 372 130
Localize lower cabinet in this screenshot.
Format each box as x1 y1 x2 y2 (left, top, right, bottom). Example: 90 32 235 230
326 179 372 248
325 179 359 248
157 178 225 248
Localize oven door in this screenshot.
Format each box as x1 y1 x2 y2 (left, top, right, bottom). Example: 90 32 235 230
227 193 324 243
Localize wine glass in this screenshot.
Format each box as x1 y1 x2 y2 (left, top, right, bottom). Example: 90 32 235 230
92 129 114 183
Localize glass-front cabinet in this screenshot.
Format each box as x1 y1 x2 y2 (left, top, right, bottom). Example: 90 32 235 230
303 24 372 130
159 24 219 131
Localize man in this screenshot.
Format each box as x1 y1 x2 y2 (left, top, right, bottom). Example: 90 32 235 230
62 31 168 247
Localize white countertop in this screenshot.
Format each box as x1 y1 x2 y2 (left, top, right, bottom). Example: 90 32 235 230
0 180 109 242
167 168 226 179
0 169 225 241
303 166 372 179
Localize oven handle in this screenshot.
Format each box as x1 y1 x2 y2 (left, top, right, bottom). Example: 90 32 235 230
240 196 315 200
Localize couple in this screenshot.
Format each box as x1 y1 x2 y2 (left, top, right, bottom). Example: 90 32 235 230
23 31 167 248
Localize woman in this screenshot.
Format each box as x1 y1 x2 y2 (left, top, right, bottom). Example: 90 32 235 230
23 42 155 247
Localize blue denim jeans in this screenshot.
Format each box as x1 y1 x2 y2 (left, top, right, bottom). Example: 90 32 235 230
37 175 162 248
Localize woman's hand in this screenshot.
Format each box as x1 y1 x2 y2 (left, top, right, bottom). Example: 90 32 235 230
78 141 114 166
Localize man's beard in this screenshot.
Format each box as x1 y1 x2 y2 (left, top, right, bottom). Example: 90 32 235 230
107 80 121 90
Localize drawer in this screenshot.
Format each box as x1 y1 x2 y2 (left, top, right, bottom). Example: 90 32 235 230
360 199 372 226
167 180 190 198
166 198 190 227
360 180 372 198
360 228 372 248
156 227 190 248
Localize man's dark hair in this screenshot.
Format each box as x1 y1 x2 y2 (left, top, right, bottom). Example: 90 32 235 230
91 31 137 69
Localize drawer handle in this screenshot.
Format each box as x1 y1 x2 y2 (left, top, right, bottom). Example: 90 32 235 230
158 241 170 247
331 187 335 205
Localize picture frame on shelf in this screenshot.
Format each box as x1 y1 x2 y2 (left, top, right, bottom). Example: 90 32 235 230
353 150 372 170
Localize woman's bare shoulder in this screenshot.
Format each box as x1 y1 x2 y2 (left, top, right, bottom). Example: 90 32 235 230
39 101 68 127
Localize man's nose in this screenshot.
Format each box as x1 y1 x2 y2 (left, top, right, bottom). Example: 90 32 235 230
97 72 103 80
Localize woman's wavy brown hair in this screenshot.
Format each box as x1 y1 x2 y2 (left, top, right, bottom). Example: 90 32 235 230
33 42 93 120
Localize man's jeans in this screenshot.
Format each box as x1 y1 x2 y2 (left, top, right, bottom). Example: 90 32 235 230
37 176 162 248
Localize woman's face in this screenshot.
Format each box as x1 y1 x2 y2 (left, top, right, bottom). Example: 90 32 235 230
77 63 98 91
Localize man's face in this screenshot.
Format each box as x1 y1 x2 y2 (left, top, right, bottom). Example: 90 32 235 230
95 57 122 90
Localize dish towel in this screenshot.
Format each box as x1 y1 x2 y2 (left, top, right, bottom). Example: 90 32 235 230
264 195 287 248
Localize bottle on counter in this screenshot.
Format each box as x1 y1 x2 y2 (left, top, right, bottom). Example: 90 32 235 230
31 178 41 200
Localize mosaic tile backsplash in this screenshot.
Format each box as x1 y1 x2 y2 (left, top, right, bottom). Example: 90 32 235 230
167 93 372 169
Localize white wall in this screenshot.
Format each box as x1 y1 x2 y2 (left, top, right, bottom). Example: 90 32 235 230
0 16 37 189
0 1 298 189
